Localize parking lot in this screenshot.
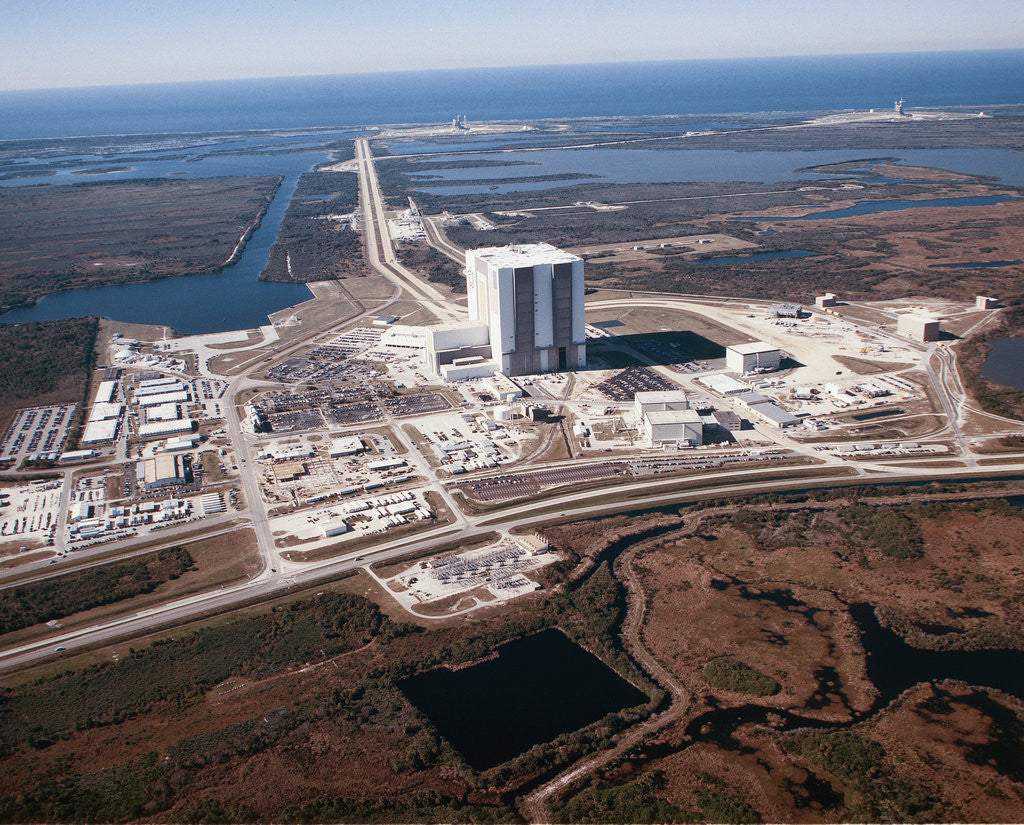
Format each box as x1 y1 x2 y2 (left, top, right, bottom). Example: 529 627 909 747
0 403 77 463
596 367 678 401
384 392 452 418
266 409 326 433
456 461 628 502
325 401 384 426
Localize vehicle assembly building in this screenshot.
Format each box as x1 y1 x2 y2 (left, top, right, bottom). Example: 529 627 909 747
427 243 586 379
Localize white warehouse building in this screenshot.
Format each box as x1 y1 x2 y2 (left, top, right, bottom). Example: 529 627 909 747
726 342 781 374
642 409 704 447
633 390 689 424
427 243 587 379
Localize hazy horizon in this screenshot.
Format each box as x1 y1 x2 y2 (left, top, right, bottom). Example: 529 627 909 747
3 46 1023 97
3 0 1023 92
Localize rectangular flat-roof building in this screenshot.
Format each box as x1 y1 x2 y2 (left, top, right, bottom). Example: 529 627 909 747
145 403 180 423
137 390 189 407
81 418 119 444
137 419 194 439
748 402 800 428
633 390 688 423
896 313 941 342
95 380 117 404
642 409 704 446
329 436 365 457
466 243 586 376
700 373 750 396
143 454 186 488
726 342 781 374
88 402 123 422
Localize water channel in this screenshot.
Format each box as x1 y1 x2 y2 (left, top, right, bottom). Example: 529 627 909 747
0 131 361 334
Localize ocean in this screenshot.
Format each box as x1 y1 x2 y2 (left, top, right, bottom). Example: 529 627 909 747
1 49 1023 141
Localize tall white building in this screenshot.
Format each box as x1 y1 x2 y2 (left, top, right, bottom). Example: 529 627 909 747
427 243 587 379
467 243 587 376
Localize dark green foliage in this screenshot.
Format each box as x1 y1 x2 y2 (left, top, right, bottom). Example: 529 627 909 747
845 504 924 559
0 752 169 823
278 791 519 824
0 317 97 405
549 770 690 823
0 591 405 755
783 729 947 822
182 800 261 824
694 789 763 823
726 507 816 550
568 562 623 647
785 730 885 782
703 656 780 696
0 547 193 634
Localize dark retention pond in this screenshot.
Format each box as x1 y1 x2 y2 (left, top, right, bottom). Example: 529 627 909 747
398 628 647 771
981 337 1024 391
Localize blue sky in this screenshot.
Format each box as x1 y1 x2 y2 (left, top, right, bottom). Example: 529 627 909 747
3 0 1023 91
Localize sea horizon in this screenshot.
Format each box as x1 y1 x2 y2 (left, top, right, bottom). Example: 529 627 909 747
1 48 1022 141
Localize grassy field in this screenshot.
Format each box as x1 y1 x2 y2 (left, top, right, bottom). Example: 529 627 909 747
0 529 260 648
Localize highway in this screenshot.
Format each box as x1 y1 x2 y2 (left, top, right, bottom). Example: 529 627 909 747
8 448 1024 673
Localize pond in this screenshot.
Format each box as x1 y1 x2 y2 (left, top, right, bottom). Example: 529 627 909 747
397 628 648 771
930 260 1022 269
733 194 1018 222
981 337 1024 391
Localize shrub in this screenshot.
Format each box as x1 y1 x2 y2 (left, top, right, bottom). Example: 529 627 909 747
703 656 780 696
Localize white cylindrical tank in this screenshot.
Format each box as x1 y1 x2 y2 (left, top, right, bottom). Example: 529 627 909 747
493 405 512 421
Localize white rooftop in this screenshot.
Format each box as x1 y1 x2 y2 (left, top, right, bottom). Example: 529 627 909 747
646 409 702 424
701 374 749 394
634 390 688 405
728 341 780 355
88 402 123 422
470 242 580 268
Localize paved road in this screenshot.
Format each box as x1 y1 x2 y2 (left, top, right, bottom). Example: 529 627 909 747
355 139 464 323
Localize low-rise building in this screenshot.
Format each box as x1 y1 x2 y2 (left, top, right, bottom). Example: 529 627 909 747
137 419 194 439
143 454 187 489
726 342 781 374
642 408 703 446
748 402 800 428
699 373 750 396
329 436 365 457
